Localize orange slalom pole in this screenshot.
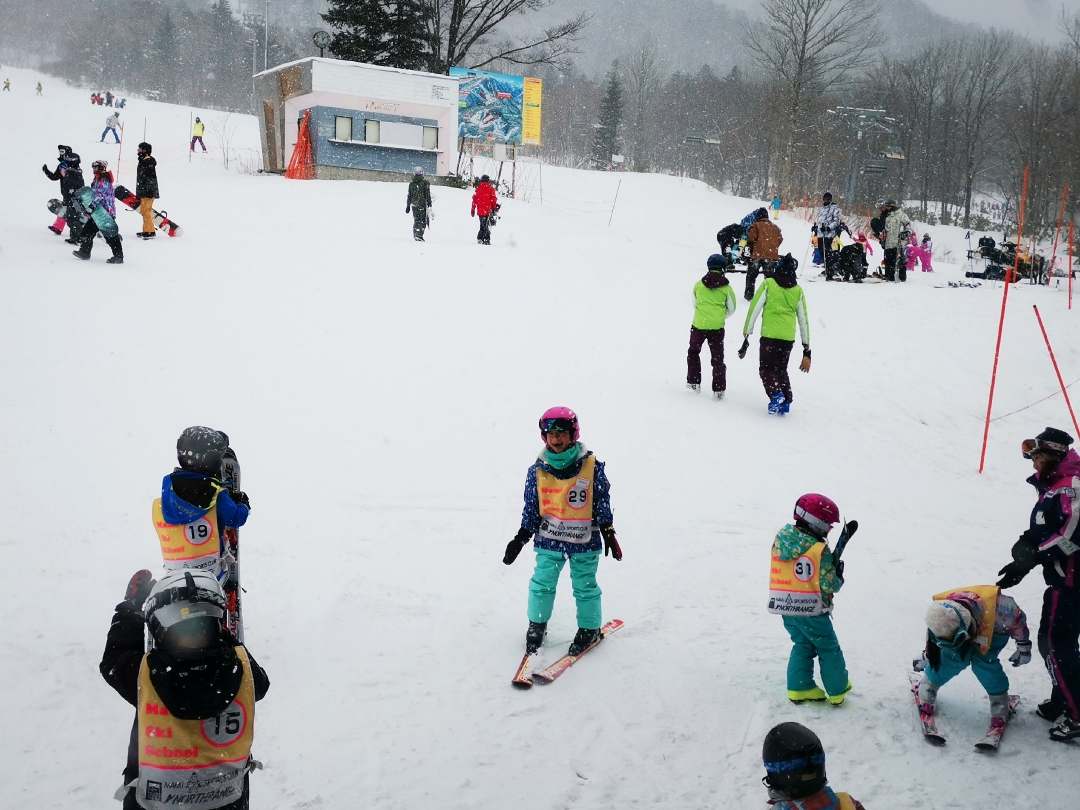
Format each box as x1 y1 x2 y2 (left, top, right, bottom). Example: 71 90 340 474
1049 184 1068 286
1033 305 1080 439
980 166 1029 473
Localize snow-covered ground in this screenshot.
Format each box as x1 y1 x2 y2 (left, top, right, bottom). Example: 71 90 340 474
2 66 1080 809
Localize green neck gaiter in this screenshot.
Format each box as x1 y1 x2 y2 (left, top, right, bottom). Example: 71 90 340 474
544 443 580 470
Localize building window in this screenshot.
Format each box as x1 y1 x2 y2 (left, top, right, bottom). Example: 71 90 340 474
364 119 380 143
423 126 439 150
335 116 353 141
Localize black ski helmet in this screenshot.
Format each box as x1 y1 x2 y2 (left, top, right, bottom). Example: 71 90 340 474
762 722 827 799
822 192 833 203
706 253 729 272
176 426 230 477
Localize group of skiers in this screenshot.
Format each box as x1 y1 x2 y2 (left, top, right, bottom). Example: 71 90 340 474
404 169 500 244
101 427 265 810
91 90 125 107
42 139 161 264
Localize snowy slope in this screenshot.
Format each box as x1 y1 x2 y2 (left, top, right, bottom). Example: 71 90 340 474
2 67 1080 809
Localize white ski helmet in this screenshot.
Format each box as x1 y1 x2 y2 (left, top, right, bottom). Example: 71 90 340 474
144 569 226 640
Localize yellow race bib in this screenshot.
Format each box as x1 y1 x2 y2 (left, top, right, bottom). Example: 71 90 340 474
536 455 595 544
768 542 825 616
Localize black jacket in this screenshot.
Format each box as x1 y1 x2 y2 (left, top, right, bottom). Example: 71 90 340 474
135 154 159 199
406 177 432 210
43 161 85 202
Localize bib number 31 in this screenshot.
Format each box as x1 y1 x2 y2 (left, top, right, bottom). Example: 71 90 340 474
793 556 816 582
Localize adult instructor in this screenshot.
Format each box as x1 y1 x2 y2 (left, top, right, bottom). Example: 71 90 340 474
997 427 1080 741
136 142 159 239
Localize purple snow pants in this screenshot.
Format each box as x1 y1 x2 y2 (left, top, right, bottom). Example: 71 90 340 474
687 326 726 392
758 336 794 402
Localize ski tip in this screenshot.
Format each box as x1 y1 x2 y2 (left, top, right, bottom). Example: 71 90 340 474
511 679 534 690
925 734 946 747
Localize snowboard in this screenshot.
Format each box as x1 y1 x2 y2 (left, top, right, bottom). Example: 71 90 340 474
220 449 244 643
114 185 183 237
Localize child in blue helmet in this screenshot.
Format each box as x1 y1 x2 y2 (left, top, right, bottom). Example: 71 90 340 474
503 407 621 656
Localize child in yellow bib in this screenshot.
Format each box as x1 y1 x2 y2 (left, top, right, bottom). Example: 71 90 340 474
769 494 853 705
502 407 622 657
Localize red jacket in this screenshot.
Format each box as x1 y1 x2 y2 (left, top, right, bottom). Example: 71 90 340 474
471 182 498 217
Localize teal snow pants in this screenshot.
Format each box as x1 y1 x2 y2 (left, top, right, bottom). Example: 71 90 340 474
528 549 602 630
783 613 849 696
923 633 1010 695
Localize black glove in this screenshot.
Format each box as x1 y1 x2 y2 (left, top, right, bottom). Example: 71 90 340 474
811 224 818 235
42 163 50 175
125 569 155 609
738 337 750 360
600 525 622 561
996 561 1032 589
471 210 476 218
230 490 251 509
503 528 531 565
1011 531 1038 567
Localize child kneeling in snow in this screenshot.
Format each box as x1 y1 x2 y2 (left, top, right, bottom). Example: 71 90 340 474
914 586 1030 726
768 494 854 705
762 722 867 809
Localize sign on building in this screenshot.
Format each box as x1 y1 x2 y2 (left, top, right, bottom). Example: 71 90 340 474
449 68 542 145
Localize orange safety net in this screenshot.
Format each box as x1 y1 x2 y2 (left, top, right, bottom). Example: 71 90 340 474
285 110 314 180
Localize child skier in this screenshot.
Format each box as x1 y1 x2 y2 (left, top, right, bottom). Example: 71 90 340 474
742 254 810 415
913 586 1030 731
762 723 867 809
837 236 869 283
71 160 124 264
42 145 84 242
920 234 933 271
100 568 269 810
686 254 737 399
502 407 621 656
768 494 853 705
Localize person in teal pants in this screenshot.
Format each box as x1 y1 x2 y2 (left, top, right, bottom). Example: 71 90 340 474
502 406 622 657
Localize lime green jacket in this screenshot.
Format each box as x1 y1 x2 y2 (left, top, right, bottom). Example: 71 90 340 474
743 278 809 344
692 279 737 330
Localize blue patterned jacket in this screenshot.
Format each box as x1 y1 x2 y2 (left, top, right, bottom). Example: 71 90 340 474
519 444 613 555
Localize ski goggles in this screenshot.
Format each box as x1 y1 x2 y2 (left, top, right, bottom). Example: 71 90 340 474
1022 438 1068 459
541 418 575 435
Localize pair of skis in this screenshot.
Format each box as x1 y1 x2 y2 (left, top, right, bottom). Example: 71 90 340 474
909 674 1019 751
219 449 244 643
512 619 623 689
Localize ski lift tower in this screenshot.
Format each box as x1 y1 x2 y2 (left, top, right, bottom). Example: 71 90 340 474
825 107 903 204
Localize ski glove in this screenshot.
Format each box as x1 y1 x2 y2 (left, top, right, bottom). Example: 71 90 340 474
738 337 750 359
42 163 50 175
600 525 622 561
230 490 251 509
996 561 1033 589
1010 639 1032 667
799 347 811 373
1010 531 1039 567
125 569 155 609
503 528 531 565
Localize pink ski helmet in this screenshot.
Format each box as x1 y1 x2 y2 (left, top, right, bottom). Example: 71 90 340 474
539 406 579 442
793 493 840 537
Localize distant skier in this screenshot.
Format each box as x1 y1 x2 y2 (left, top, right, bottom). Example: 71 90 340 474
191 116 207 152
996 427 1080 741
42 145 85 242
101 111 121 143
135 142 159 238
772 193 782 220
71 159 124 264
686 254 736 400
105 90 114 106
768 494 853 705
813 192 842 279
36 82 42 96
471 174 498 245
762 723 867 809
117 98 126 109
741 254 810 415
920 233 934 272
744 207 783 301
912 586 1030 733
2 79 9 91
502 407 621 657
405 167 432 241
100 568 269 810
881 200 912 282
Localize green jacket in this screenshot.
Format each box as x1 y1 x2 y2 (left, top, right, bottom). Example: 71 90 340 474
772 523 842 606
743 277 809 344
692 278 737 330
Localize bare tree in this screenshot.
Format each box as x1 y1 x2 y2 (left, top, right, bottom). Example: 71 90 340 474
622 37 665 170
744 0 883 195
421 0 590 73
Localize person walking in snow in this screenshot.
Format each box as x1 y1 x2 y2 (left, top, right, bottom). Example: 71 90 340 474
744 207 783 301
881 200 912 282
101 110 121 143
912 586 1030 732
762 723 867 809
686 254 737 399
191 116 207 152
36 82 42 96
43 145 85 242
741 254 810 415
768 494 853 705
772 194 782 220
71 159 124 264
813 192 842 279
471 174 498 245
2 79 10 91
135 142 159 238
100 568 269 810
105 90 114 107
502 407 621 657
996 427 1080 741
405 167 432 241
919 234 933 272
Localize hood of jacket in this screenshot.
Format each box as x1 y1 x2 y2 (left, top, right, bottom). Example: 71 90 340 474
772 523 821 561
701 272 730 289
147 639 243 720
160 471 220 524
1028 448 1080 492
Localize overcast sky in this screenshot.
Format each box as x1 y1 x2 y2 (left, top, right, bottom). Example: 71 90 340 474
722 0 1080 40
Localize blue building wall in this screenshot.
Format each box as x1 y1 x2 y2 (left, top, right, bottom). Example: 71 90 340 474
309 105 439 175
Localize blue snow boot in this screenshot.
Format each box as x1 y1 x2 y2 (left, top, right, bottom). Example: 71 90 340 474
778 397 790 415
768 392 785 414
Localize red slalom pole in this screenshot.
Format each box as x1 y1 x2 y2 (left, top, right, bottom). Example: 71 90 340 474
1049 184 1068 285
1033 305 1080 439
1070 222 1074 311
980 166 1029 473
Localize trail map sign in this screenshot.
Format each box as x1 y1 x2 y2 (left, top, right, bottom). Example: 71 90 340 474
449 68 542 145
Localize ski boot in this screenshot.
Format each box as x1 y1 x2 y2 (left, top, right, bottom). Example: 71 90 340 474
686 383 700 392
828 681 853 706
768 392 785 414
48 225 63 235
788 686 827 704
568 627 602 656
525 621 547 654
916 680 937 715
106 256 124 264
713 390 725 400
777 397 790 415
72 248 91 260
1050 715 1080 742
